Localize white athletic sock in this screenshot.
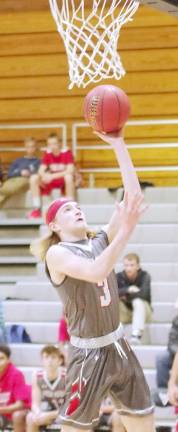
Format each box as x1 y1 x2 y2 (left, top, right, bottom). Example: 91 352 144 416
33 197 41 208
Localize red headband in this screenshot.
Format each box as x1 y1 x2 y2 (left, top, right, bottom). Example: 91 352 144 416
46 198 73 225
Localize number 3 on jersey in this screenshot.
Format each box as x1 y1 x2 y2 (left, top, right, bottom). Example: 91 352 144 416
97 279 111 307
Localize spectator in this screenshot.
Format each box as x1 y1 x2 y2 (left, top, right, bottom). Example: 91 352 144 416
116 253 152 344
0 137 40 208
28 133 75 219
0 344 31 432
153 312 178 408
26 344 66 432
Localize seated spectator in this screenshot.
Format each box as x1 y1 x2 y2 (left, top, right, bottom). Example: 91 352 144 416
0 344 31 432
26 344 66 432
28 133 75 219
116 253 152 344
153 310 178 408
0 137 40 208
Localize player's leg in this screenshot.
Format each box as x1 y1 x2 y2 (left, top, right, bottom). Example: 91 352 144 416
58 344 103 432
120 412 156 432
110 337 155 431
111 410 126 432
119 301 132 324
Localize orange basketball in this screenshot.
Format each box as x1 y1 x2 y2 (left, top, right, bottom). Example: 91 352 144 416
84 85 131 133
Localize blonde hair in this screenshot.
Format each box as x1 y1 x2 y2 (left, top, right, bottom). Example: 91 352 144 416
24 136 36 144
30 231 59 262
30 229 96 262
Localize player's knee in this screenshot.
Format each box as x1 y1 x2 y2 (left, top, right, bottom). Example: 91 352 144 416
111 410 126 432
140 413 155 430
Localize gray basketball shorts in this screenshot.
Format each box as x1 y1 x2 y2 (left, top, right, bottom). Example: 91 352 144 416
59 337 154 429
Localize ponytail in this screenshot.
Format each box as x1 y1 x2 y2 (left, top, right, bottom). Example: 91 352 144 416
30 228 96 262
30 231 59 262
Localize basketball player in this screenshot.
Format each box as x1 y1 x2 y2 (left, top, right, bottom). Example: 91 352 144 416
26 345 66 432
31 129 155 432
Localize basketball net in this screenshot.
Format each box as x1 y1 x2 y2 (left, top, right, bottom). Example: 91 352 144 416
49 0 139 89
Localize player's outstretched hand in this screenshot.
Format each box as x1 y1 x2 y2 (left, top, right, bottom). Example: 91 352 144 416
116 192 148 232
94 128 124 147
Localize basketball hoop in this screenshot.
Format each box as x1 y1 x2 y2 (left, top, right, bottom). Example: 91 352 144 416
49 0 139 89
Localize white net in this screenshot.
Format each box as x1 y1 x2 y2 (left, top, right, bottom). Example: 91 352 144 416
49 0 139 89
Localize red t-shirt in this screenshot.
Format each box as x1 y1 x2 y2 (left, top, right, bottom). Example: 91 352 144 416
58 317 70 343
0 362 31 419
42 149 74 173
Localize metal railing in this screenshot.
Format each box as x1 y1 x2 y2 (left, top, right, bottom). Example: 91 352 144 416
72 119 178 186
0 122 67 151
0 120 178 186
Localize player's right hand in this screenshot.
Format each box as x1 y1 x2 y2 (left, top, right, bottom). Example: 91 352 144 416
115 191 148 232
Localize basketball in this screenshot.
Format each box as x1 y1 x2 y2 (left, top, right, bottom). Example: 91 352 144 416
83 85 131 133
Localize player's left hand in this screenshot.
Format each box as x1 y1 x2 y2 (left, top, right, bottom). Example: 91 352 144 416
115 192 148 232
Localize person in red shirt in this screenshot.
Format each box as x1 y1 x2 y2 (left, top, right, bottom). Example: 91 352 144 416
0 344 31 432
28 133 75 219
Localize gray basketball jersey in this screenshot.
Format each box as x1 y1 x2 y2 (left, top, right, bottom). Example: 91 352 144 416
47 231 120 338
36 369 66 411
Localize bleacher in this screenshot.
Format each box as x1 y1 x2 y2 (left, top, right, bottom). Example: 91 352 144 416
0 186 178 430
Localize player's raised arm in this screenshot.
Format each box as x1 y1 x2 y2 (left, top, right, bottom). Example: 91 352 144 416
46 192 146 284
95 129 144 242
